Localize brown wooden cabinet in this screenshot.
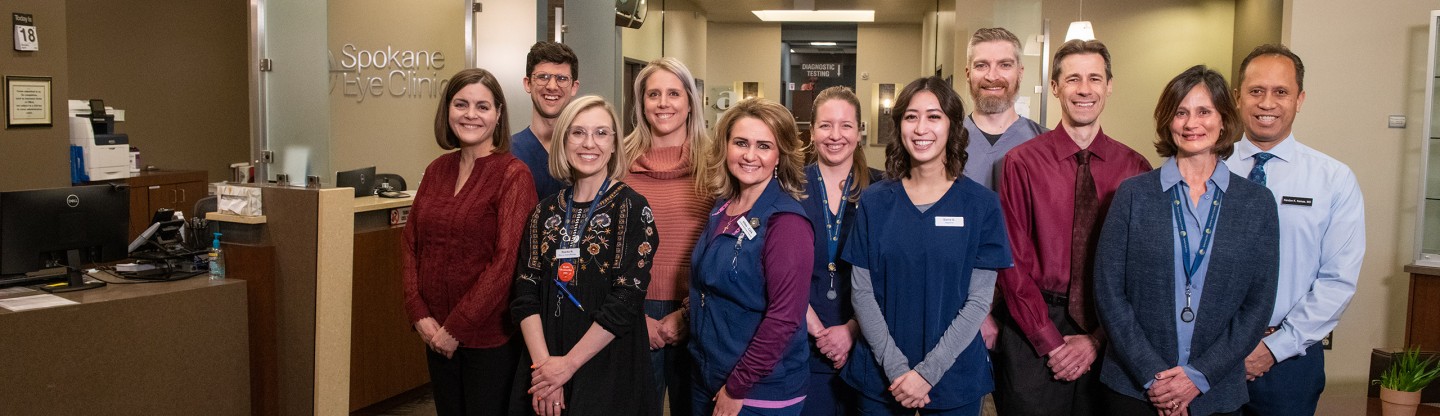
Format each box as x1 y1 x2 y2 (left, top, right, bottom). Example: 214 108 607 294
123 169 208 240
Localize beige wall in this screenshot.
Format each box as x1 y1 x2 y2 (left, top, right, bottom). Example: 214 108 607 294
1287 0 1434 388
704 22 782 125
1040 0 1235 163
67 0 248 183
662 4 709 80
0 0 70 191
1232 0 1284 83
857 24 925 168
475 0 537 134
328 0 466 187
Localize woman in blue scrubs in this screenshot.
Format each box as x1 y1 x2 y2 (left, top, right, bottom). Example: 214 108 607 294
689 98 814 416
840 76 1013 416
800 86 881 416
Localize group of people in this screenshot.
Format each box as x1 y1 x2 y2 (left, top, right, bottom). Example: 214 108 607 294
401 27 1364 416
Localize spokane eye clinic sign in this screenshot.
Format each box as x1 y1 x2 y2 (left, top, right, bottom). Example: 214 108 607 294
330 43 451 103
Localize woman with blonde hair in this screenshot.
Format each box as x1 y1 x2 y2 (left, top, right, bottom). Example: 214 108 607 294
800 86 880 415
510 96 659 416
623 57 713 416
690 98 813 416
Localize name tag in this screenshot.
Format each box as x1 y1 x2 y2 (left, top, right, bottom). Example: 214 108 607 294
1281 196 1313 206
935 216 965 227
737 217 757 240
556 248 581 259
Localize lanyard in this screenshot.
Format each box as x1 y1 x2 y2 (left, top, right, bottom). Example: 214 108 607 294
553 178 611 314
1170 183 1223 323
814 167 852 301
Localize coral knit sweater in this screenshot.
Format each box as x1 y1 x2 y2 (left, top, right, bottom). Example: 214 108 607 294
403 150 537 348
626 145 713 301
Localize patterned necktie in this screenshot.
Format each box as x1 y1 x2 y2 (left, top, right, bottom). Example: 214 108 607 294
1247 152 1277 186
1068 149 1099 333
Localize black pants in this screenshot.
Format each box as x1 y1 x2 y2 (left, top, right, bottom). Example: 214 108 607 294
426 338 520 416
1105 387 1239 416
991 297 1102 416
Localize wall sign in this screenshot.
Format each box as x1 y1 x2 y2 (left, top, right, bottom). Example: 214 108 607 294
6 76 53 127
329 43 448 103
12 13 37 51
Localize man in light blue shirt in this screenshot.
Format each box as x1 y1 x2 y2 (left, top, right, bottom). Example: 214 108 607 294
1226 44 1366 416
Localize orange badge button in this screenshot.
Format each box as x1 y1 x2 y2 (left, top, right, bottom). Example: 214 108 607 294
558 262 576 283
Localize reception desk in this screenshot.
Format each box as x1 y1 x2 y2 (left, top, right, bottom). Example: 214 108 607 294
0 276 250 415
209 186 423 414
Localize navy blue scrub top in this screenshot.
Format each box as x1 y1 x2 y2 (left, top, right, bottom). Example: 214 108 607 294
840 176 1013 408
801 165 881 374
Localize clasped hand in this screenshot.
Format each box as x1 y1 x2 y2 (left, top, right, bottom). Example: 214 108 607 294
1148 367 1200 416
1046 334 1099 382
814 321 857 369
529 355 578 399
888 370 932 409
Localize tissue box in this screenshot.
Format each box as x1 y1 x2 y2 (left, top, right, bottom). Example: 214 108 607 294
216 184 263 216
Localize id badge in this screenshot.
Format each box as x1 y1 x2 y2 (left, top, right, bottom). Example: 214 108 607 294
556 248 581 259
935 216 965 227
737 217 758 240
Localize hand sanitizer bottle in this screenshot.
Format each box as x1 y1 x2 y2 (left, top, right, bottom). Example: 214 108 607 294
209 232 226 280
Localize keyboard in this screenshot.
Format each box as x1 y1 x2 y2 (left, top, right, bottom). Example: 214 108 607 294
0 273 67 288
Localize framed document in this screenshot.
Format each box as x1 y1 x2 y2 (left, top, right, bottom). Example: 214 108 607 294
5 75 52 127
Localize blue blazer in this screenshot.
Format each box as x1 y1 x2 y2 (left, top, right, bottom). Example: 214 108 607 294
1094 169 1279 416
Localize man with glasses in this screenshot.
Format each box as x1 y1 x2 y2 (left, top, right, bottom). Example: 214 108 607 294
513 41 581 199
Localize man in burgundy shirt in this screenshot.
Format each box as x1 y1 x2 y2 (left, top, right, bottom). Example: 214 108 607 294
991 39 1151 415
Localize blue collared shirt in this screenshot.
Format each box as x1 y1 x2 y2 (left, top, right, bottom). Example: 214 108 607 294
1157 157 1232 394
1224 135 1366 361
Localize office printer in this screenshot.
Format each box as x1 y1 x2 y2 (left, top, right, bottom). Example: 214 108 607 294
69 99 129 181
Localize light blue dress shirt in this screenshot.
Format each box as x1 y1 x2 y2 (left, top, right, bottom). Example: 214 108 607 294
1157 157 1232 394
1225 136 1366 362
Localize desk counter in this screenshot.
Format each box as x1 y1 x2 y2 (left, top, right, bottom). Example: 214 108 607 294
0 277 250 415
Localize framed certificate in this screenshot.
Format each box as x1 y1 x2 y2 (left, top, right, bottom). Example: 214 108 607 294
5 75 52 127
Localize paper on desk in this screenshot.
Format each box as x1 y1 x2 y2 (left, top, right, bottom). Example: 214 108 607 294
0 294 79 311
0 286 36 296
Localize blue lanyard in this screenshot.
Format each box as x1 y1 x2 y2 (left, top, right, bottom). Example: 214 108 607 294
561 178 611 251
814 167 851 301
554 178 611 312
815 168 852 270
1170 183 1222 323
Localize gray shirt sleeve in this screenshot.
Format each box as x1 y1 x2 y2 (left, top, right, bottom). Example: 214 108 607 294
912 268 997 385
851 266 912 381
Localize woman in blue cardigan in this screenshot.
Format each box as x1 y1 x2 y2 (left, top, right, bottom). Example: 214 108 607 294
1093 65 1279 416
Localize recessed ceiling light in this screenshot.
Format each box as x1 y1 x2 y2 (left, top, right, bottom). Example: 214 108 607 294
810 42 837 46
751 10 875 22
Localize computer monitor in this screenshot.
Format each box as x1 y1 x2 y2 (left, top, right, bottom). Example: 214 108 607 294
0 184 128 292
335 166 376 198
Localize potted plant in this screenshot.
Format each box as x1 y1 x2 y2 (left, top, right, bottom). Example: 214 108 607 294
1375 346 1440 416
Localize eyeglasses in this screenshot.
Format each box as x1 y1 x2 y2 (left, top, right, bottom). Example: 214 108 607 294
531 72 573 87
568 127 613 144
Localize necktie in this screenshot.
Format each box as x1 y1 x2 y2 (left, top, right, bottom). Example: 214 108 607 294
1247 152 1277 186
1068 149 1099 333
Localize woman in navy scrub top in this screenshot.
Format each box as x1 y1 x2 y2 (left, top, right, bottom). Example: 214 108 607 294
840 76 1013 416
689 98 814 416
799 86 881 416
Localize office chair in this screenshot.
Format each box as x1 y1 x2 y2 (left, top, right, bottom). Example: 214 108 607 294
374 173 406 191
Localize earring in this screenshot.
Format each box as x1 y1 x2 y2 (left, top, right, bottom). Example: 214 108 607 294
773 167 778 178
